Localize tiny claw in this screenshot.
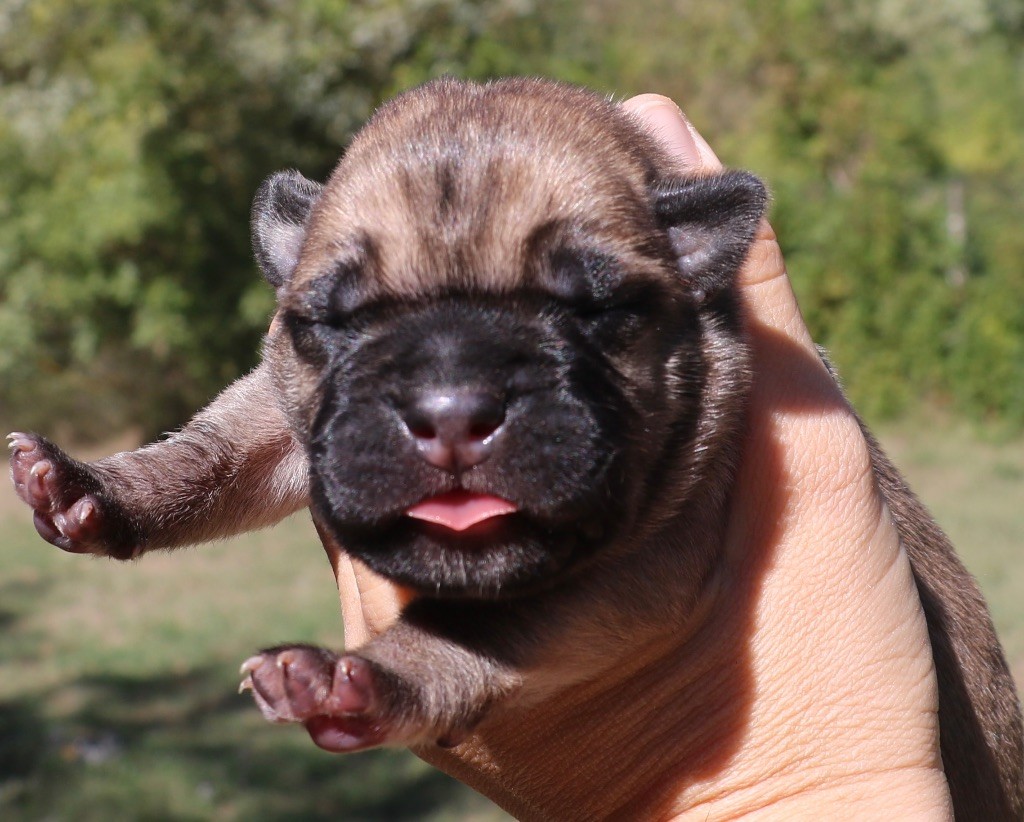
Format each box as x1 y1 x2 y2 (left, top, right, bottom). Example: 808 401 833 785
240 655 265 676
27 460 53 501
276 651 296 669
239 677 254 694
7 431 29 447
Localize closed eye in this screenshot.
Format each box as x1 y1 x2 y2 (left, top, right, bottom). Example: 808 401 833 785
543 246 623 305
579 279 672 345
295 258 368 324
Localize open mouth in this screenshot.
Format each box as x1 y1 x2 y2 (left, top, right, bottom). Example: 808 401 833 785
309 486 595 598
405 490 519 533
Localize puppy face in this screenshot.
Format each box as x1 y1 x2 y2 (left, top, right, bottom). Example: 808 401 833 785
253 78 766 598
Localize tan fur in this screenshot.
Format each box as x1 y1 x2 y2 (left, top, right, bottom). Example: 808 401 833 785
287 81 667 302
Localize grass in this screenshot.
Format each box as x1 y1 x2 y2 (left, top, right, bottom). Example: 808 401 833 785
1 421 1022 819
878 421 1024 686
0 503 509 821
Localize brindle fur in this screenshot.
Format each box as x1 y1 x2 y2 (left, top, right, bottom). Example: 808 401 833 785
10 78 1022 819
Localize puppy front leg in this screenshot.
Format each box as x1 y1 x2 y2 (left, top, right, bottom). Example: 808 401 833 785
239 615 521 752
9 360 309 559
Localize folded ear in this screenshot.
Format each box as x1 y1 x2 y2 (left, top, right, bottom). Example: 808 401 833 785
251 170 324 288
651 170 769 302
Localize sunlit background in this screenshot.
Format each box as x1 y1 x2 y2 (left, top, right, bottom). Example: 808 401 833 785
2 1 1022 818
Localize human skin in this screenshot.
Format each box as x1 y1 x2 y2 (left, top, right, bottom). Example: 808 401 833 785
319 96 954 820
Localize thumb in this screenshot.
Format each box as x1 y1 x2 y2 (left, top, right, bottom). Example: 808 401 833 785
621 95 816 355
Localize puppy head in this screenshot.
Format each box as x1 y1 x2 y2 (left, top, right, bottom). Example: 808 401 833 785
253 78 767 598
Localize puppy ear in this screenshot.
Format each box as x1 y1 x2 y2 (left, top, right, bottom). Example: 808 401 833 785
652 170 768 301
251 170 324 288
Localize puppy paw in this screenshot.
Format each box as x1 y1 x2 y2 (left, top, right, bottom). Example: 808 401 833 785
8 432 134 558
239 644 392 752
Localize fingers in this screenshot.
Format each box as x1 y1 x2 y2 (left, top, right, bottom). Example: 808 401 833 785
323 527 411 648
314 518 393 648
336 555 418 647
622 94 723 172
349 556 415 637
334 552 372 647
622 94 817 354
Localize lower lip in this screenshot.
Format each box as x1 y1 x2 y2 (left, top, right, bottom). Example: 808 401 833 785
405 490 518 532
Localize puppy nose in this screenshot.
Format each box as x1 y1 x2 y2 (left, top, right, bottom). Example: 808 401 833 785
401 389 505 471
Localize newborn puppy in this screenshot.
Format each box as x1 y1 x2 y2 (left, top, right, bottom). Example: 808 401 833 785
9 78 1022 818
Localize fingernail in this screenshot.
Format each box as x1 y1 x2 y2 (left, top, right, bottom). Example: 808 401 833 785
624 95 724 172
626 96 702 169
683 118 724 171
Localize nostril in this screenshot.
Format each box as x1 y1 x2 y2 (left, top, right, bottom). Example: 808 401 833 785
467 413 502 441
455 392 505 443
405 417 438 441
468 423 490 441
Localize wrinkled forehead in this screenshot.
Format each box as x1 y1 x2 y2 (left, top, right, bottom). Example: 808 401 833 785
293 92 657 297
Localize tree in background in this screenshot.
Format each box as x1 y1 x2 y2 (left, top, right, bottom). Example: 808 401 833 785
0 0 577 438
2 0 1022 438
588 0 1024 423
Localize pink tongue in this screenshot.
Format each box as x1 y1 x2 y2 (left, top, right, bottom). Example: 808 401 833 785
406 490 518 532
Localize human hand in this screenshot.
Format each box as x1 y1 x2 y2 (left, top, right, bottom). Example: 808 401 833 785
319 96 953 820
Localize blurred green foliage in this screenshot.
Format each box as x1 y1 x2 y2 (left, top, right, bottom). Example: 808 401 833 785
0 0 579 436
1 0 1022 436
